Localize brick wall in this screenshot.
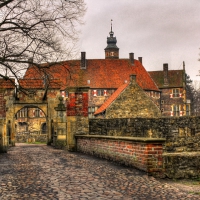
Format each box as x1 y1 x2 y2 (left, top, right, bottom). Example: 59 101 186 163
161 88 186 117
76 135 165 177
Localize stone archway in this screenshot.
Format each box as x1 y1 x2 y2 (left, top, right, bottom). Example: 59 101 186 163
41 122 47 134
14 104 48 144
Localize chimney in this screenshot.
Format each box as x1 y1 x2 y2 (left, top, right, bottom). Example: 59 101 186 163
81 52 86 69
138 57 142 64
130 74 136 83
28 57 33 68
163 63 169 86
129 53 134 65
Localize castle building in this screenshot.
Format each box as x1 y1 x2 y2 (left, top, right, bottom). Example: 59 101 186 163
0 24 192 151
23 25 160 118
1 24 190 121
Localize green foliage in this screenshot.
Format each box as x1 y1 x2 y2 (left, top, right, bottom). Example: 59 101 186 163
185 74 193 85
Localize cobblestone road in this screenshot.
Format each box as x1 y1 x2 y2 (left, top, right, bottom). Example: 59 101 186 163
0 143 199 200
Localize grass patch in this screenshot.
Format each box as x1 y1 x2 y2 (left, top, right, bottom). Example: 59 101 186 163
189 191 200 195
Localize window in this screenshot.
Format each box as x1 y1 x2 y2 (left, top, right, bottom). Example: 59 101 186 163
161 100 164 104
186 104 190 116
172 89 179 98
97 90 104 96
34 108 40 117
88 107 98 118
173 105 179 116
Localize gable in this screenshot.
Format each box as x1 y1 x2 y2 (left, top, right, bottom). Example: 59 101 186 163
95 76 161 118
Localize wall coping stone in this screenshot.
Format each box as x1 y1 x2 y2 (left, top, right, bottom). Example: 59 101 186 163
75 135 166 143
163 152 200 156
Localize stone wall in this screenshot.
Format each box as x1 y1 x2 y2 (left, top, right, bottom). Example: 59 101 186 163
89 116 200 153
76 135 165 177
163 152 200 179
15 133 47 143
67 116 89 151
88 116 200 178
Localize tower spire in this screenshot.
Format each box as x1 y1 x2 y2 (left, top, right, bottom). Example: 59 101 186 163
109 19 114 37
105 19 119 59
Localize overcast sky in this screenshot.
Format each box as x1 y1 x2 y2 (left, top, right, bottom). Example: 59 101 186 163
78 0 200 81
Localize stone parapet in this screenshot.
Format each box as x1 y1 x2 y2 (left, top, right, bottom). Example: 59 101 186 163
75 135 165 177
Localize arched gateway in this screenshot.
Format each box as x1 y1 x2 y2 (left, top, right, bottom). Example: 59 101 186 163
7 103 50 145
15 105 48 143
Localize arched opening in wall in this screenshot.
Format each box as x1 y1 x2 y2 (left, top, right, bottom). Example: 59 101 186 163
41 123 47 134
15 106 47 144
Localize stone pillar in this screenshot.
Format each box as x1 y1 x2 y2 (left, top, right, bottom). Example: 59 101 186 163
6 96 15 147
0 119 7 153
54 97 67 149
66 87 89 151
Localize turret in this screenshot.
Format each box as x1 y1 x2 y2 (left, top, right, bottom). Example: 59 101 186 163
104 20 119 59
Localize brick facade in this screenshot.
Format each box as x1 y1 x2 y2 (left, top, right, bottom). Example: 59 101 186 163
149 64 191 117
160 88 187 116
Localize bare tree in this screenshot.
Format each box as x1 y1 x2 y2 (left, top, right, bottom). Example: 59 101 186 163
0 0 86 88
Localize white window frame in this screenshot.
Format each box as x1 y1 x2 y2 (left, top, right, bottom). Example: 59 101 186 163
172 88 180 98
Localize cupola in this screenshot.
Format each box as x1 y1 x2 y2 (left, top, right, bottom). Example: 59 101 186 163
104 20 119 59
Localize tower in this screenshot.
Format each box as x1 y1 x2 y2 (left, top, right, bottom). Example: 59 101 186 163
105 20 119 59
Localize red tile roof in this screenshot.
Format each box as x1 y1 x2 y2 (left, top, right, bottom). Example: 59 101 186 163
148 70 184 88
19 79 62 89
94 83 128 115
0 79 15 89
24 59 159 91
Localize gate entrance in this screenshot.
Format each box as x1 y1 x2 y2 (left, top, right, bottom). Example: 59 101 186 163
15 106 48 144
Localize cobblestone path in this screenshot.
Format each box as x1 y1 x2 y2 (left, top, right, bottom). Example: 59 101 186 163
0 144 199 200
